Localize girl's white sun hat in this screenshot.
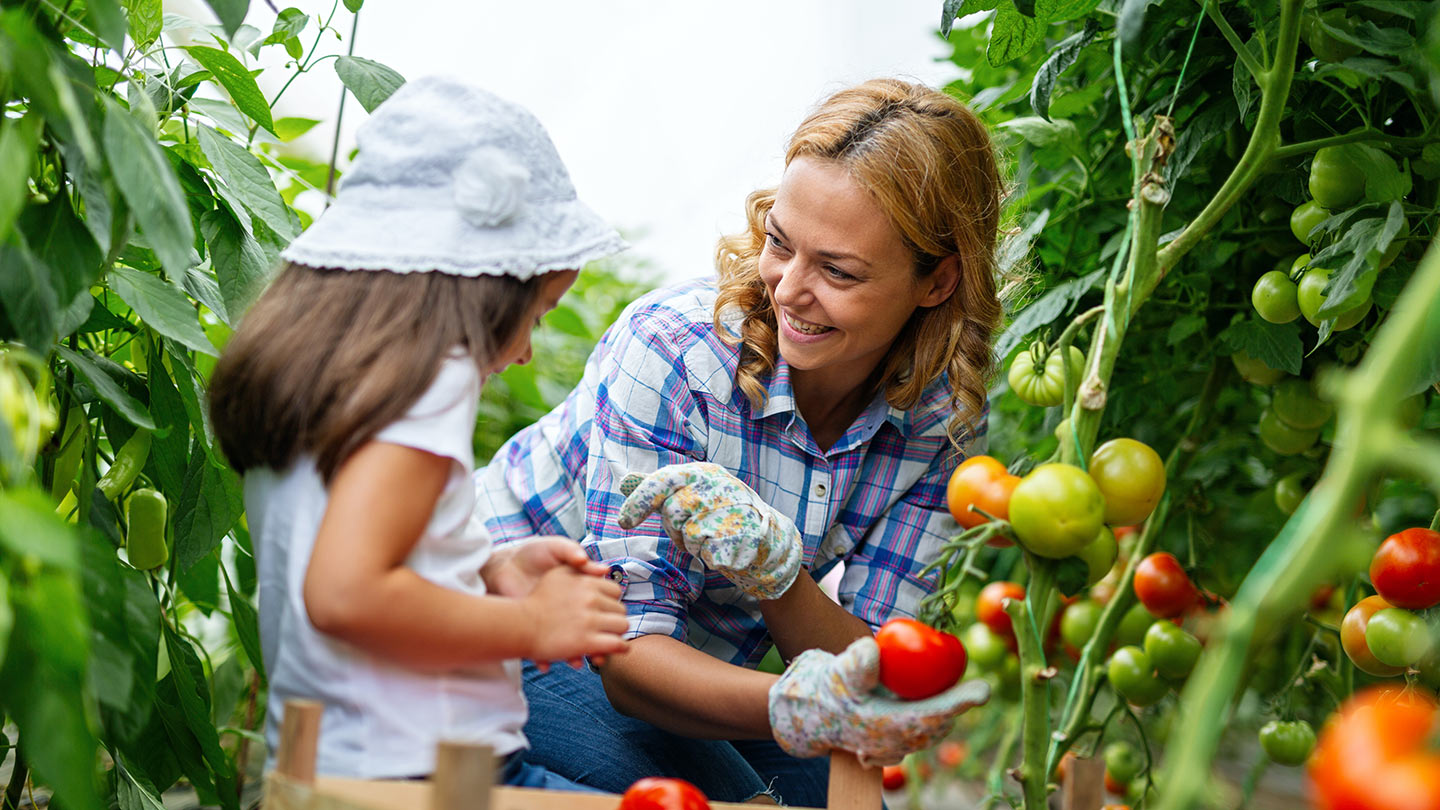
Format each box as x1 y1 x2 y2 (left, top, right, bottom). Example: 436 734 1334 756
281 76 627 280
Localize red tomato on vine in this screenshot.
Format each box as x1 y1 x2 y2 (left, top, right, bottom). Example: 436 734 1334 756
1370 527 1440 610
1133 553 1198 618
977 581 1025 641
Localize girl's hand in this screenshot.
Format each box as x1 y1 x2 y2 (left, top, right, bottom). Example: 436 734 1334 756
616 463 803 601
483 536 606 599
767 636 990 766
522 565 629 669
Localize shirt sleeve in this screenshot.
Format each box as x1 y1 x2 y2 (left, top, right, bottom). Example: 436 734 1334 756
838 410 987 629
582 307 712 643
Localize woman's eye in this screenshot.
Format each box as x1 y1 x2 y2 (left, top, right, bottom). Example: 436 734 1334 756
825 265 853 281
765 232 785 251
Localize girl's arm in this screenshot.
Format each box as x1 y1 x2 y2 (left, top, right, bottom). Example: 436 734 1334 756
598 634 776 739
303 441 629 670
758 572 873 662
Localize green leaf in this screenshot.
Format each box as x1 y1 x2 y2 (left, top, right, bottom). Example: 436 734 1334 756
107 266 218 357
223 566 265 687
1321 18 1415 56
997 208 1051 278
0 13 100 164
273 116 320 142
1309 206 1403 317
162 339 218 462
1232 37 1263 121
941 0 966 37
0 574 10 675
197 125 296 240
1167 314 1206 345
0 489 80 569
56 345 156 429
103 98 196 280
342 0 363 12
988 2 1046 66
172 444 242 575
201 0 249 40
1349 143 1411 203
1050 0 1101 20
85 0 128 51
997 116 1081 154
161 623 239 810
0 114 41 245
201 208 272 322
1219 318 1303 375
123 0 163 48
995 267 1104 361
182 266 231 326
177 548 220 613
263 7 306 45
147 341 191 496
1029 20 1100 121
185 46 274 134
1014 0 1037 16
19 195 103 305
334 55 406 113
0 242 60 351
116 759 168 810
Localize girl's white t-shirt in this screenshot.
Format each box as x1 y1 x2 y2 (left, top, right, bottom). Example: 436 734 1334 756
247 354 527 779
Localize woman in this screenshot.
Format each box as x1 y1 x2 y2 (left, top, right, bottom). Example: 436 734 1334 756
475 78 1004 806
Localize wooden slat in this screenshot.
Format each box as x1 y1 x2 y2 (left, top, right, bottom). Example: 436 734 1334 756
824 752 881 810
275 700 324 784
1062 755 1105 810
432 742 495 810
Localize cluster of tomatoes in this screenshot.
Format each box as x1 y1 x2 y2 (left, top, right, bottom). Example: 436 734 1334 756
1339 527 1440 681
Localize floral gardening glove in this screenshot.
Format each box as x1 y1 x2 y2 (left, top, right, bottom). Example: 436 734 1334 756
616 463 803 601
768 636 991 767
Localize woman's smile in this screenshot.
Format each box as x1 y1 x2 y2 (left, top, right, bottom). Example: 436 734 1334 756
779 309 835 340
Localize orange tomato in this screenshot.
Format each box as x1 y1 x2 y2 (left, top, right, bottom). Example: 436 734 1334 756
1309 686 1440 810
947 455 1020 545
977 581 1026 641
1340 595 1407 677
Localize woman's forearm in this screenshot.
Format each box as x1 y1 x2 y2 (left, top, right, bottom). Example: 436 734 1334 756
759 572 873 662
598 635 776 739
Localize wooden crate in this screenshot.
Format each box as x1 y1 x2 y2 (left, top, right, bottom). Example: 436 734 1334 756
266 700 882 810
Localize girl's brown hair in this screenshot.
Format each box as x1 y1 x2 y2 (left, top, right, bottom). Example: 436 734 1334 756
210 263 542 481
714 78 1004 446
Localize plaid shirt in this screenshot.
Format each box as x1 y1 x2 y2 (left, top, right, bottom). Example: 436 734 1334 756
474 279 986 667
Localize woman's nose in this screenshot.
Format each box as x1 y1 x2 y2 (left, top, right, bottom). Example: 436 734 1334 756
771 260 811 308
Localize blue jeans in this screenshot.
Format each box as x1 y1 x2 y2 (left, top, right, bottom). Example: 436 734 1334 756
499 751 604 792
519 660 830 806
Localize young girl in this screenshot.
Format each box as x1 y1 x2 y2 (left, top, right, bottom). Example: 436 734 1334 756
209 77 630 787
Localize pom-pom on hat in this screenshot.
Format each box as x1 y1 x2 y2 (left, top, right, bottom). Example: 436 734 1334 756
281 76 627 279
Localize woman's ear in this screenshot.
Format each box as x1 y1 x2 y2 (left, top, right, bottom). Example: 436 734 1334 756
917 255 962 308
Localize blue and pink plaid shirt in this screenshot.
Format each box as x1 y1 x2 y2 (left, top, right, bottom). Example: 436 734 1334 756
473 279 986 667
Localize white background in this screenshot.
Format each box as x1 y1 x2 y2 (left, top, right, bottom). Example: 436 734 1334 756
173 0 962 282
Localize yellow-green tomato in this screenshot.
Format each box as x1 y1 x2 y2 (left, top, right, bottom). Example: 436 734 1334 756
1309 143 1366 208
1143 620 1202 679
1008 463 1107 559
1298 265 1372 330
1364 607 1434 668
1060 599 1104 649
963 623 1011 670
1008 344 1085 408
1075 527 1119 585
1252 270 1302 324
1117 602 1159 648
1232 350 1286 385
1258 408 1321 455
1270 378 1334 430
1107 646 1168 706
1290 200 1329 244
1088 438 1166 526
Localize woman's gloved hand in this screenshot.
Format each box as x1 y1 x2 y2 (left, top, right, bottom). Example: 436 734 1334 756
616 462 803 601
768 635 990 767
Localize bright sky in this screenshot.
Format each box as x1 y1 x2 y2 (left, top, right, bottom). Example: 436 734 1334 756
174 0 960 283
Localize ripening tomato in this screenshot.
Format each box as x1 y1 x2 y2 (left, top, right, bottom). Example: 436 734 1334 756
1259 719 1316 766
1088 438 1166 526
1340 595 1407 677
1370 528 1440 610
875 618 967 700
618 777 711 810
1134 553 1198 618
1009 463 1107 559
1365 608 1434 669
1309 686 1440 810
881 765 906 791
1104 770 1127 795
977 581 1026 640
936 740 967 769
947 455 1020 543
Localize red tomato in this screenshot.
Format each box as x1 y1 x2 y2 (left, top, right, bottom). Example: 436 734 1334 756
882 764 907 791
1133 553 1199 618
875 618 967 700
1309 686 1440 810
947 455 1021 546
1370 528 1440 610
1340 595 1407 677
619 777 711 810
977 581 1026 640
936 740 967 768
1104 770 1127 795
1055 750 1077 784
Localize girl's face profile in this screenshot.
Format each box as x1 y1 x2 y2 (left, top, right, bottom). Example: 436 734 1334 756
757 156 956 380
489 269 579 377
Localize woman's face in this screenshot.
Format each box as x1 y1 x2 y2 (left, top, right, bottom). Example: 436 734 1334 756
757 156 957 382
489 269 579 376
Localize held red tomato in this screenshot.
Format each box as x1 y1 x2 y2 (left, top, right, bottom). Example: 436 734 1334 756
881 765 906 791
946 455 1020 543
1309 686 1440 810
619 777 711 810
1370 528 1440 610
1133 553 1199 618
977 581 1026 640
1009 463 1107 559
1340 595 1407 677
1088 438 1166 526
875 618 967 700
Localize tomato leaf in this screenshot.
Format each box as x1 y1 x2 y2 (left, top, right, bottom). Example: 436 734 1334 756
1218 318 1303 376
1030 20 1100 121
995 266 1103 361
334 55 406 113
988 2 1047 66
1054 556 1091 597
1309 204 1403 318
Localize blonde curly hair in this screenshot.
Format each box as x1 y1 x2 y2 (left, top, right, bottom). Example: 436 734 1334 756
714 78 1004 448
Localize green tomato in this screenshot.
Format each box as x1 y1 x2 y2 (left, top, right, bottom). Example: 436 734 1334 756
1290 200 1329 245
1274 471 1309 515
1059 599 1104 650
1008 463 1107 559
1270 378 1334 430
1300 9 1363 63
1104 741 1145 784
1418 647 1440 690
1308 143 1366 209
1298 265 1372 330
1259 408 1321 455
1075 527 1118 586
1009 344 1085 408
1143 620 1202 680
1259 720 1316 766
1107 646 1168 706
1087 438 1166 527
1232 350 1286 386
1364 607 1434 668
1252 270 1302 324
1116 602 1158 648
963 623 1010 671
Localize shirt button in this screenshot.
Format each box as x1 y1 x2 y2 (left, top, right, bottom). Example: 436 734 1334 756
813 484 826 497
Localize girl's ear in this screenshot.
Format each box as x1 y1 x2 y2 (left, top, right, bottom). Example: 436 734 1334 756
918 255 962 308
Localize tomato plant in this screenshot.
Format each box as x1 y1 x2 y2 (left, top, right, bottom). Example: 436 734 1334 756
875 618 967 700
1258 720 1314 767
1009 463 1106 558
619 777 711 810
1370 528 1440 610
1133 553 1198 619
947 455 1020 532
1364 608 1433 670
1009 342 1085 407
1340 596 1408 678
1297 264 1372 331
